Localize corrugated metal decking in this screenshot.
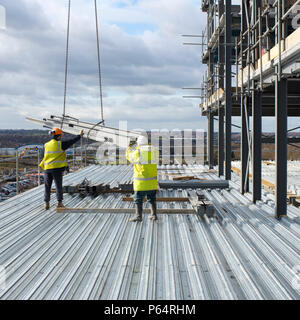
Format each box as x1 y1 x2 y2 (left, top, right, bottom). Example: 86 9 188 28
0 165 299 300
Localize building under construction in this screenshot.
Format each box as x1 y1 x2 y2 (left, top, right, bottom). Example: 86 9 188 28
0 1 299 301
200 0 300 219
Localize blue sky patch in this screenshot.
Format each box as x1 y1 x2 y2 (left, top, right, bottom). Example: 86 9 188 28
114 0 140 8
113 21 156 35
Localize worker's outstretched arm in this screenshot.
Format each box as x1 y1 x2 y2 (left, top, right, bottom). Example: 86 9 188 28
61 130 84 151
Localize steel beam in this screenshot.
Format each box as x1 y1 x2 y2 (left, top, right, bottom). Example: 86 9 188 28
57 208 196 214
159 180 229 189
26 115 142 147
122 197 190 202
275 78 288 219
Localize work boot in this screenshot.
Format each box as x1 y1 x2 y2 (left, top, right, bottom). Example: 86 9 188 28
57 201 66 209
149 202 157 221
129 203 143 222
45 202 50 210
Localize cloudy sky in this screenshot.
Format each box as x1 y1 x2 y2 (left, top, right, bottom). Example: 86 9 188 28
0 0 297 133
0 0 209 131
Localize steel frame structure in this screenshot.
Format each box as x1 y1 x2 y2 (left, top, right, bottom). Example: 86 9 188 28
201 0 300 219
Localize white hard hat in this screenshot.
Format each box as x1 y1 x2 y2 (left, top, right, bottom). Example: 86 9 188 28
137 135 148 146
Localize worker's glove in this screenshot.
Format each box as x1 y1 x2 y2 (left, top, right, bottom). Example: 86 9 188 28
79 129 84 137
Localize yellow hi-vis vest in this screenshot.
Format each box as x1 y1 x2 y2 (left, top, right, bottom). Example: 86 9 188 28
40 139 67 171
126 145 159 191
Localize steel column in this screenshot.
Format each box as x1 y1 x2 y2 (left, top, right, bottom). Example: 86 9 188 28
208 111 214 169
207 21 215 169
218 0 225 177
218 108 224 176
240 0 248 193
251 0 261 199
252 88 262 202
225 0 232 180
241 96 249 194
275 78 288 219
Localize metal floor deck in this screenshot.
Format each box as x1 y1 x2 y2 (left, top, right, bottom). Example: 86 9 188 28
0 165 299 300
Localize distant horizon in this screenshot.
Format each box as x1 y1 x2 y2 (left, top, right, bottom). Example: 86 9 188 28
1 129 300 135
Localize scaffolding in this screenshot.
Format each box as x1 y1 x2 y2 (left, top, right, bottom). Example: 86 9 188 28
200 0 300 219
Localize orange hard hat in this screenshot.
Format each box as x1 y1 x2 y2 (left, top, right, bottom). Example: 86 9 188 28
50 128 63 136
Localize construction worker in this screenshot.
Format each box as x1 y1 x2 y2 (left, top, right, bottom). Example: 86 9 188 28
40 128 84 210
126 135 159 222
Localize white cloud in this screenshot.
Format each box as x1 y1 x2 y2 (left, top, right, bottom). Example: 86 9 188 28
0 0 206 131
0 4 6 30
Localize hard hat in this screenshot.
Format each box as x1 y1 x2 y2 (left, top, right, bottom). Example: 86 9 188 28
50 128 63 136
137 135 148 146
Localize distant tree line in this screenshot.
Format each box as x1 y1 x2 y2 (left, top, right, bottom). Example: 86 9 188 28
0 130 84 148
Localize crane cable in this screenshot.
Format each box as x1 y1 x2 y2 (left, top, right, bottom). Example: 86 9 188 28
85 0 106 155
61 0 105 132
61 0 71 130
94 0 105 125
85 0 107 166
61 0 105 166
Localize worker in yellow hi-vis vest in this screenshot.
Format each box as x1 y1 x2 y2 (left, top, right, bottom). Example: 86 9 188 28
40 127 84 210
126 135 159 222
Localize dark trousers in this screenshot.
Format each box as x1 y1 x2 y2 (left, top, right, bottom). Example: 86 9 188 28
44 170 64 202
133 190 157 204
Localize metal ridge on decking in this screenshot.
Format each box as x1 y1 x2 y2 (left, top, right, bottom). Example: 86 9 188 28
0 165 299 300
